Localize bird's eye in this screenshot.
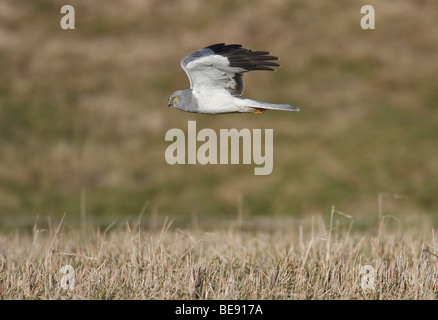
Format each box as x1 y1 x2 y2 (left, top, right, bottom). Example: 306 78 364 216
174 97 179 101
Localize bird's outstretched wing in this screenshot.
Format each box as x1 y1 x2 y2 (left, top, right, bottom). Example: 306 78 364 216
181 43 279 97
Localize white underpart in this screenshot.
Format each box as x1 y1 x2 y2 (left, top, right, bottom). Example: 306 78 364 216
193 89 253 113
193 89 296 114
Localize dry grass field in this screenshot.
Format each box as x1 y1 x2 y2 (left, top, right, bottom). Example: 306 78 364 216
1 206 438 300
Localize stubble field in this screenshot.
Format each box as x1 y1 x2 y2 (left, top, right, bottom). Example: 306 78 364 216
1 205 437 299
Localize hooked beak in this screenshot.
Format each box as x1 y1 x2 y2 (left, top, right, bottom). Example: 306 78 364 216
168 99 173 107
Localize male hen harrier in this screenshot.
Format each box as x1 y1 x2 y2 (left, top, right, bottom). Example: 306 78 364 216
168 43 299 114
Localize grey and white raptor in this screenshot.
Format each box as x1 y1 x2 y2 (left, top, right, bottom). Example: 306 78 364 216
167 43 299 114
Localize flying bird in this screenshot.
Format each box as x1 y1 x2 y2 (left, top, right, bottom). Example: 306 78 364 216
168 43 299 114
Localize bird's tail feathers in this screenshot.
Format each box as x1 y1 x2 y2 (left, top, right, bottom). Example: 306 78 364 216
242 99 300 112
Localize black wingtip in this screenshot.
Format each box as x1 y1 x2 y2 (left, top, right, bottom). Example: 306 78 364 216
204 43 281 72
206 43 243 54
205 43 225 51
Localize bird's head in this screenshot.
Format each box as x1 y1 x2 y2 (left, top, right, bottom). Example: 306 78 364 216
167 90 184 108
168 90 195 112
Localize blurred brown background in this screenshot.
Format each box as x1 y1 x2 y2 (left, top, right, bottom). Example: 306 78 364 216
0 0 437 226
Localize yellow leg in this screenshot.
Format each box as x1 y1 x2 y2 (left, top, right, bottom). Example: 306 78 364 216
252 109 264 114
